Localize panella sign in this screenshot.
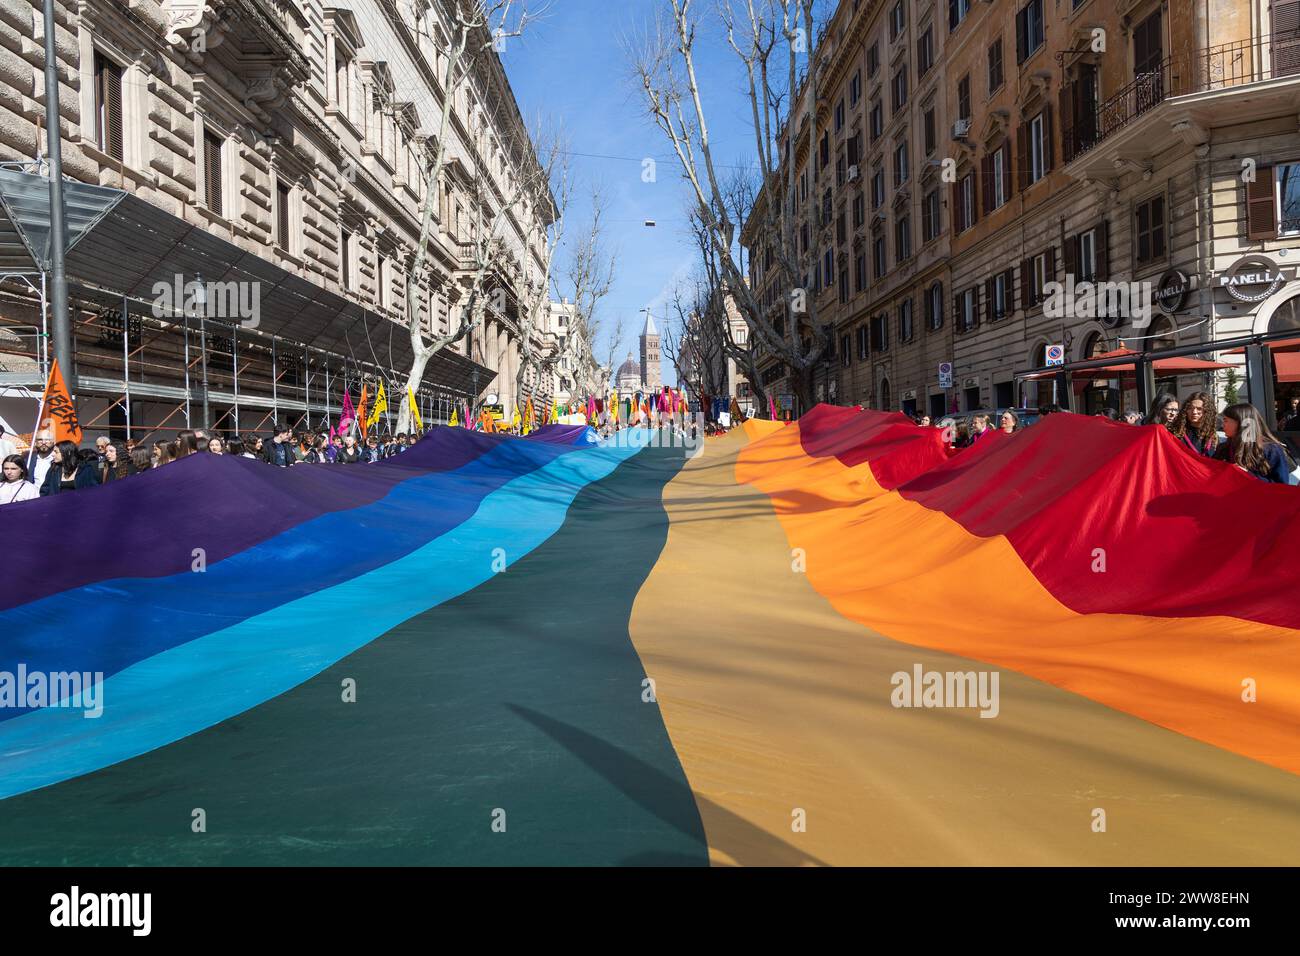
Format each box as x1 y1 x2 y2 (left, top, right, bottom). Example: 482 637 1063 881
1219 255 1290 302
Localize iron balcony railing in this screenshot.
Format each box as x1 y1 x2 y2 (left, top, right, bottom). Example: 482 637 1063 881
1063 31 1300 162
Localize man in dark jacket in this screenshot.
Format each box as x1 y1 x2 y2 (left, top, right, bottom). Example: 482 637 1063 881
268 423 295 467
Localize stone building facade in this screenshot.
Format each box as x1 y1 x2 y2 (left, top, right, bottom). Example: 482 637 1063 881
0 0 567 438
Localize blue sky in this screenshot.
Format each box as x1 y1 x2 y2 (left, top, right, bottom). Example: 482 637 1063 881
504 0 765 385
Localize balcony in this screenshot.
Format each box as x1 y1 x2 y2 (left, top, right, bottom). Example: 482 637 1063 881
1063 32 1300 176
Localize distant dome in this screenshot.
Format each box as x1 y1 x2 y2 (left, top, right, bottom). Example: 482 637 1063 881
616 353 641 380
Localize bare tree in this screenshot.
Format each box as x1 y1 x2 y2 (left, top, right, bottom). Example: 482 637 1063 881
392 0 545 433
629 0 830 414
555 184 617 398
513 127 571 416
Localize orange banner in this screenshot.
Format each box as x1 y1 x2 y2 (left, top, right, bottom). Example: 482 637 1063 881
39 358 81 444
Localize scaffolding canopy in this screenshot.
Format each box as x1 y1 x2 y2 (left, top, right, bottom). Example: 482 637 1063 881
0 166 126 272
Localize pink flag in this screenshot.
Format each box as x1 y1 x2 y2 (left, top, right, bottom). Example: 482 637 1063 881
768 394 778 420
339 387 357 435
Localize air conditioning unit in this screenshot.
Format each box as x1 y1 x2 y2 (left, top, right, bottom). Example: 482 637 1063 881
847 164 861 182
951 118 972 140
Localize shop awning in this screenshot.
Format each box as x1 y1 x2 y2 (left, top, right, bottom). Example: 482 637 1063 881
1022 349 1233 381
1275 352 1300 383
1222 336 1300 354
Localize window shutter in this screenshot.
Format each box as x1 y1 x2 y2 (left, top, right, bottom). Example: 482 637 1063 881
1064 234 1078 280
952 181 962 232
970 173 979 225
1017 124 1029 191
1047 245 1057 280
1274 3 1300 76
204 131 223 215
980 154 992 215
949 0 959 31
1020 258 1031 307
1095 219 1110 280
1246 166 1278 239
1043 104 1055 172
1002 142 1012 201
1016 10 1027 64
1058 81 1073 162
984 276 995 322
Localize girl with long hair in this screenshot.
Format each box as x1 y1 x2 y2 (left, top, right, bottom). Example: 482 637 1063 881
1215 403 1294 483
40 440 101 495
1169 391 1218 456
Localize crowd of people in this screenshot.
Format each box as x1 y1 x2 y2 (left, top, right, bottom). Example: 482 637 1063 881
909 395 1298 484
0 424 430 506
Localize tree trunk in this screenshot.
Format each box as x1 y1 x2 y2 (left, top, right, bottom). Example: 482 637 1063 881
395 348 433 434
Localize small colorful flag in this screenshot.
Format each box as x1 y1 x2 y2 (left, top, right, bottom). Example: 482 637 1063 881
367 381 388 429
408 388 423 430
356 384 370 436
449 407 459 427
37 358 81 444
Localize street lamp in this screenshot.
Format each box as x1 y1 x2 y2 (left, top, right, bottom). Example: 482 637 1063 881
194 274 210 429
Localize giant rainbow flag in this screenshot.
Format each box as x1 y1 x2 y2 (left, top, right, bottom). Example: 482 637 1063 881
1 408 1299 866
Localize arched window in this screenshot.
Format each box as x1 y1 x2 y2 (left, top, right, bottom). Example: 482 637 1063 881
879 377 892 411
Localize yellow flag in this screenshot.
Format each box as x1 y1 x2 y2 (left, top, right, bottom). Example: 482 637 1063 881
511 404 521 432
367 381 388 428
523 397 535 435
408 388 423 430
449 407 459 427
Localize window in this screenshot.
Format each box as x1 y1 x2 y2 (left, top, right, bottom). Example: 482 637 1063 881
927 282 944 330
899 299 914 342
1133 10 1163 77
1022 249 1053 306
895 214 911 262
894 140 909 187
958 75 971 121
988 39 1004 93
855 252 867 292
924 108 936 154
848 132 862 168
918 27 934 78
956 171 976 232
1078 229 1096 281
340 228 352 288
872 167 885 208
991 270 1010 319
922 189 940 241
837 155 846 187
841 333 852 366
378 254 390 308
835 100 845 133
1135 195 1167 261
870 101 884 140
856 325 869 360
850 70 862 106
872 313 890 352
990 143 1007 210
276 182 291 251
93 52 124 161
949 0 972 31
1276 164 1300 236
335 48 352 120
868 41 880 77
823 248 834 289
892 68 908 112
959 287 977 331
839 268 849 304
1029 112 1046 184
203 130 224 214
890 1 906 41
820 132 830 171
873 232 887 278
853 193 866 229
837 210 847 244
1016 0 1045 64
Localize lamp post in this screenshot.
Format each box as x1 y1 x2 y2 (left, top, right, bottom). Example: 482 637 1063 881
194 274 210 429
41 0 72 390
